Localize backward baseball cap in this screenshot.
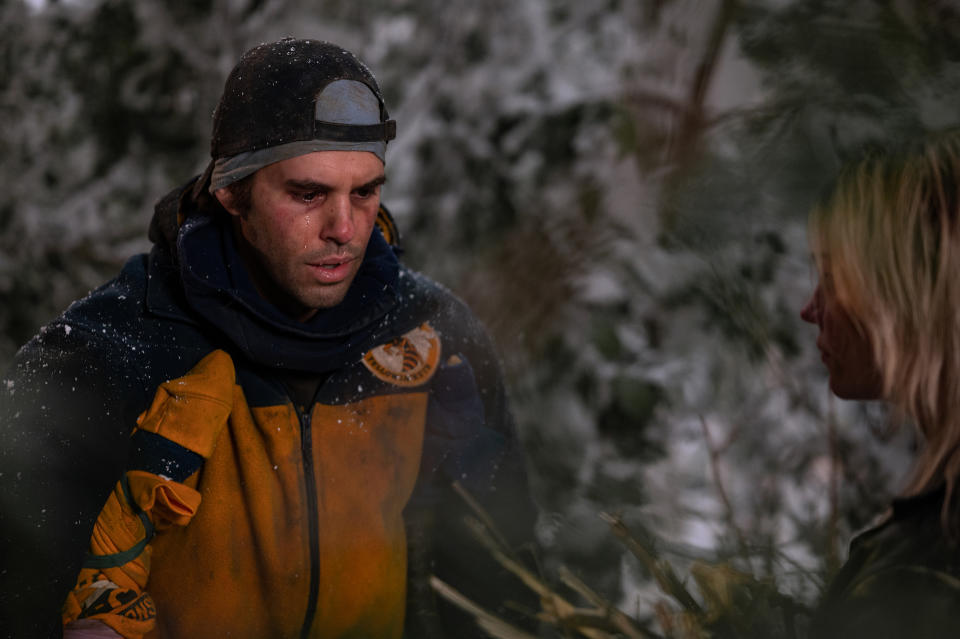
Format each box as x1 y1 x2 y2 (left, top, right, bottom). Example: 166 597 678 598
202 37 396 193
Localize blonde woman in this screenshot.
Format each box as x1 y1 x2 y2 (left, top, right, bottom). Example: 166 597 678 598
801 134 960 637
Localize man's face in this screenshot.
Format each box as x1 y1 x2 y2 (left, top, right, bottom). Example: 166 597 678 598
800 271 883 400
218 151 385 321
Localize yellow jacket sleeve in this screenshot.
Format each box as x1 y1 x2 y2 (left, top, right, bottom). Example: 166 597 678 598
61 351 235 639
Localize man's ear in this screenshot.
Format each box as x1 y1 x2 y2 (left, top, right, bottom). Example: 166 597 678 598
214 187 242 218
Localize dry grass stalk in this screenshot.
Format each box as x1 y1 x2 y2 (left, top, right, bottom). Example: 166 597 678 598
430 576 540 639
557 566 652 639
460 516 613 639
438 485 807 639
698 416 750 558
436 482 654 639
453 480 514 553
599 512 702 615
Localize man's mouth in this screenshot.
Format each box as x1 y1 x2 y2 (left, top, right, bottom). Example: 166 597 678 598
309 254 353 267
307 256 355 283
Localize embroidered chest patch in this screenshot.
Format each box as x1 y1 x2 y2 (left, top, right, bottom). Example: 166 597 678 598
362 323 442 387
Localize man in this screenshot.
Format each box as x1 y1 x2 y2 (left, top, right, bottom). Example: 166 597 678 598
0 38 535 638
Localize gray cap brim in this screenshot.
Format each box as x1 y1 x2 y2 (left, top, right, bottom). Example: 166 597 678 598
210 78 389 192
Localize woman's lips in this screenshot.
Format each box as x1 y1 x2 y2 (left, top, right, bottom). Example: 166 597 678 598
816 339 830 364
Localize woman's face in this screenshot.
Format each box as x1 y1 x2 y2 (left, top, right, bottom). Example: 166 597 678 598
800 269 884 400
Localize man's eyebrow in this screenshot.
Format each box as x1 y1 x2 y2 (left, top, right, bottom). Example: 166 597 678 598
285 178 330 191
284 175 387 191
357 175 387 190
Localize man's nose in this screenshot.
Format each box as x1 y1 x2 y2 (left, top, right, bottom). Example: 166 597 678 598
321 195 355 244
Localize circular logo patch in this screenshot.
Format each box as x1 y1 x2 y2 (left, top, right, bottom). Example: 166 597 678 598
363 323 441 387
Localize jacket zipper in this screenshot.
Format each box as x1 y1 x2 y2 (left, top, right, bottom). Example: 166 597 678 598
296 405 321 639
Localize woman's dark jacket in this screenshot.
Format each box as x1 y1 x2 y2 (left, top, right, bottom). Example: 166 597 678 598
813 486 960 638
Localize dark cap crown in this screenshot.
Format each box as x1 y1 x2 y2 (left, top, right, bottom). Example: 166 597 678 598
210 38 391 159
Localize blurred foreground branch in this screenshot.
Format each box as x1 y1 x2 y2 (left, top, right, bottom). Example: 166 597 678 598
436 482 652 638
430 576 540 639
435 482 811 639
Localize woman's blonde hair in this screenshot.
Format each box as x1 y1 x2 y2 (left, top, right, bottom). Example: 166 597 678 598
810 133 960 526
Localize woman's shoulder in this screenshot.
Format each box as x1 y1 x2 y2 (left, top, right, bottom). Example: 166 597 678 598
812 487 960 638
850 487 960 577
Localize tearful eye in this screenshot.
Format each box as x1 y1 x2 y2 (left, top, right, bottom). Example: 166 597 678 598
301 191 320 203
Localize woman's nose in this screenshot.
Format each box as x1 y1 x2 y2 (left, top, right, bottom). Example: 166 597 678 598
800 286 821 325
